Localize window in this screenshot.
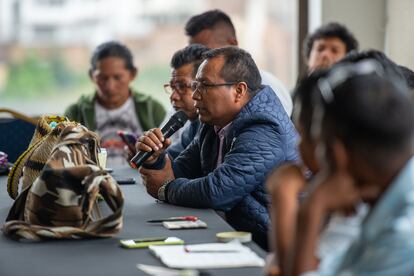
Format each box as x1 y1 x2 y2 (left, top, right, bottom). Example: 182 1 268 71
0 0 297 116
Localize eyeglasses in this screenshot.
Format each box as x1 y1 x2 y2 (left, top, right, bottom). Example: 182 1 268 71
164 83 192 95
191 81 239 94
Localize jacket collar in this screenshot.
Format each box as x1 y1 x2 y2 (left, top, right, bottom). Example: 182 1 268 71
228 85 285 137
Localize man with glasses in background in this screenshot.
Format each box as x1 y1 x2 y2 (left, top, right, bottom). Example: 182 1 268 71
130 44 208 160
136 46 299 250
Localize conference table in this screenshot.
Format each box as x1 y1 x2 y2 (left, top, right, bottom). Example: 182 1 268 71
0 166 266 276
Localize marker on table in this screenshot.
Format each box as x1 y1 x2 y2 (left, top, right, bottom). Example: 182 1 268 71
132 237 168 242
146 216 198 223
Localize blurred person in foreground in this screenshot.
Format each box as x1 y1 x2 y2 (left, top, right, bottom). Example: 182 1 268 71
284 59 414 275
64 41 165 166
266 50 413 275
136 46 299 249
185 9 293 116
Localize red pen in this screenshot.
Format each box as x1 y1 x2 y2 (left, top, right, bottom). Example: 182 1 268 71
146 216 198 223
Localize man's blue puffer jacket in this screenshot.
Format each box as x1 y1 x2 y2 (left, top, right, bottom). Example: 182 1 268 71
165 85 300 249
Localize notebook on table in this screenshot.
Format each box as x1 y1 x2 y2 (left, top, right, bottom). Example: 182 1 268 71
149 241 265 269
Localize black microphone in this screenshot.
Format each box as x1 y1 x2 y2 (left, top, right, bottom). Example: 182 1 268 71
130 110 189 168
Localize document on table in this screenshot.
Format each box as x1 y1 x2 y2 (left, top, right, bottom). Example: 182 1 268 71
149 241 265 269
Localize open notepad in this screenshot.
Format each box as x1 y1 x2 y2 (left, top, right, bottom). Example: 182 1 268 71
149 241 265 269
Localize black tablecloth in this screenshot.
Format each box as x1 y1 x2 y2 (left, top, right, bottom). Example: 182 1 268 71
0 167 265 276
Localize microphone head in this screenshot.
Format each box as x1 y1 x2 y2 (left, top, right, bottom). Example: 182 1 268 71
130 110 189 168
160 110 189 136
171 110 189 127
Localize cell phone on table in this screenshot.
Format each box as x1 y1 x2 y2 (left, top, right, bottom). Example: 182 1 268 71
114 177 136 185
117 131 137 153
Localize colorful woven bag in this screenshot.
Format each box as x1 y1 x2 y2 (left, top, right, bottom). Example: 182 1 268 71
3 116 124 241
7 115 71 199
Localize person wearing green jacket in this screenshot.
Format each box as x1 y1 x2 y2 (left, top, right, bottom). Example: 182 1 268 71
65 41 165 166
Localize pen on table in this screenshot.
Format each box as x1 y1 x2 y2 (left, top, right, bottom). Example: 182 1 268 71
184 246 240 253
146 216 198 223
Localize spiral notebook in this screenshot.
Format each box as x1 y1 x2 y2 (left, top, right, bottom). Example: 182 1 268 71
149 241 265 269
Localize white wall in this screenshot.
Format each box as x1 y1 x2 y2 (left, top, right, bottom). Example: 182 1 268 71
385 0 414 70
0 0 17 44
310 0 414 70
313 0 386 52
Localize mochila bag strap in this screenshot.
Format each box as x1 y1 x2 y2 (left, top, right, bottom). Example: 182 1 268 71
7 115 70 199
3 123 124 241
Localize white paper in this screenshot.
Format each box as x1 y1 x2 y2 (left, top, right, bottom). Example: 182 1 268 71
162 220 207 229
149 242 265 269
136 264 199 276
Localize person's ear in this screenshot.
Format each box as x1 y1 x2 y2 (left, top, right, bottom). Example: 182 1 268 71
130 68 138 81
228 37 238 46
234 82 248 102
88 68 94 81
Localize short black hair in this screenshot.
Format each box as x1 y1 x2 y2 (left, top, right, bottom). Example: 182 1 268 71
337 49 414 89
292 69 329 141
170 44 209 77
295 50 410 142
318 62 413 170
398 65 414 90
202 46 262 94
185 9 236 37
90 41 136 74
303 22 359 60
